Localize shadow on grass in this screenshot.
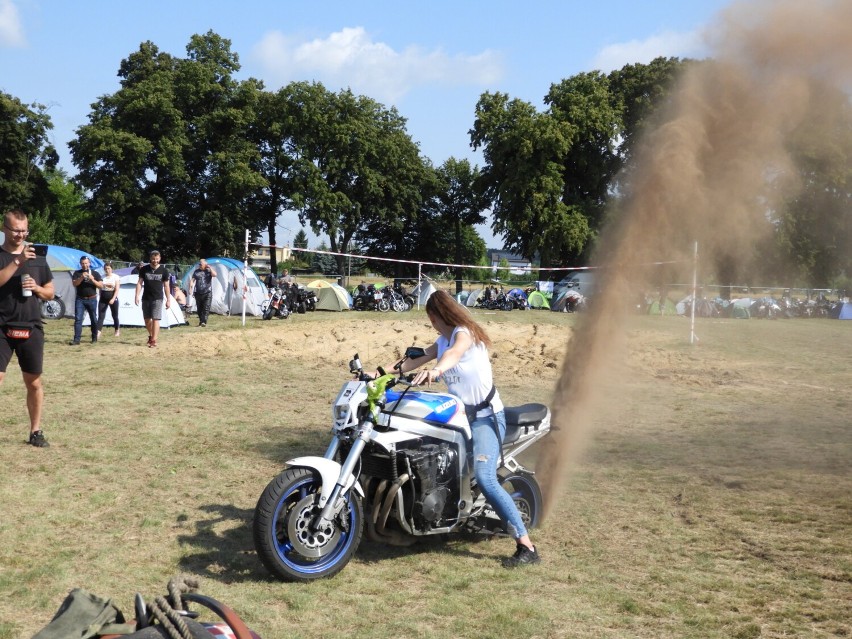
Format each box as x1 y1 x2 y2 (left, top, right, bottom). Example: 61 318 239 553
176 503 500 585
177 503 265 583
175 503 448 583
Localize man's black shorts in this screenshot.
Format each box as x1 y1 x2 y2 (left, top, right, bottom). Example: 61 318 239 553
0 325 45 375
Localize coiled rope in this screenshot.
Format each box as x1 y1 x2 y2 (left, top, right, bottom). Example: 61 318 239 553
145 575 201 639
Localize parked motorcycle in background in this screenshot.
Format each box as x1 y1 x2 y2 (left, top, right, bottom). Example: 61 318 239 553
262 286 291 320
381 285 407 312
41 293 66 320
289 284 317 314
253 348 551 581
352 283 387 311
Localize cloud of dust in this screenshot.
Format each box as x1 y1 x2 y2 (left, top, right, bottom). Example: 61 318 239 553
538 0 852 518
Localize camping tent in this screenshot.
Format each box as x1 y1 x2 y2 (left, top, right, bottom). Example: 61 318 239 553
551 289 586 312
411 280 438 306
832 301 852 319
83 274 187 328
43 247 107 318
181 257 267 317
37 245 104 272
465 288 486 307
307 280 351 311
647 297 678 315
527 290 550 310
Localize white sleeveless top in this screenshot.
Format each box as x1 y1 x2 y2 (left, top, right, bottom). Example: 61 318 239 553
435 326 503 418
102 273 121 292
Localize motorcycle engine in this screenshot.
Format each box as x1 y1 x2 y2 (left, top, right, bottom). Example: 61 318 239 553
404 443 458 529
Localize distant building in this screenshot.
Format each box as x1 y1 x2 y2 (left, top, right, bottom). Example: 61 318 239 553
249 244 292 273
487 249 536 276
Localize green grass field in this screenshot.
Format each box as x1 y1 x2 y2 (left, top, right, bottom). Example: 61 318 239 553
0 311 849 638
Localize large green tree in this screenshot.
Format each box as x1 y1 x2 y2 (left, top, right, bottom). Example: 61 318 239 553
27 169 94 248
293 85 431 286
770 81 852 289
71 32 265 262
471 59 689 269
471 91 587 268
427 158 489 291
247 82 314 275
0 92 58 216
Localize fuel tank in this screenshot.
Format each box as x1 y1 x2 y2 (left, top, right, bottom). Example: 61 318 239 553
383 389 468 428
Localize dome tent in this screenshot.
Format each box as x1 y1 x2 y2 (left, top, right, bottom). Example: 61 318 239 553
527 290 550 309
181 257 267 317
306 280 351 311
40 245 105 272
84 274 187 328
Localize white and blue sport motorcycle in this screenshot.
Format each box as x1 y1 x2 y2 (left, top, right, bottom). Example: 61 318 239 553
253 348 551 581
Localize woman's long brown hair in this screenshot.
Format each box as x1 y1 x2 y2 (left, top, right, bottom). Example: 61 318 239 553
425 290 491 349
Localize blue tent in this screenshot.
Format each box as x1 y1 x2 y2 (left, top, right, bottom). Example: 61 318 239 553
43 244 104 271
834 302 852 320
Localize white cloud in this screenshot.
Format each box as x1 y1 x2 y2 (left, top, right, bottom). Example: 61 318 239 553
0 0 25 47
591 30 707 72
251 26 503 103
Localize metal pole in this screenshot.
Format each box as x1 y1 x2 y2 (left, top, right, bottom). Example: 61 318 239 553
242 229 249 326
690 241 698 344
417 263 422 310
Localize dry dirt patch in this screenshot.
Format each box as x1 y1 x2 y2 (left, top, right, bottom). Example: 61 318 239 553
156 316 574 383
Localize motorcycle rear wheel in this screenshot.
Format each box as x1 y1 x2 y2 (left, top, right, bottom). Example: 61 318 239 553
254 467 363 582
499 471 543 529
377 299 391 312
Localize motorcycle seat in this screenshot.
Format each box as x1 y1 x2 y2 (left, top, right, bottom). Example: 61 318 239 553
504 403 548 426
503 403 549 445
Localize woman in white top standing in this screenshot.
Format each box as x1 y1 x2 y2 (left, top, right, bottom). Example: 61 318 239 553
96 262 121 338
386 289 540 568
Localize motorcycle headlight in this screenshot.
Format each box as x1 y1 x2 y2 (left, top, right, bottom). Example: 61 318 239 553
334 405 350 423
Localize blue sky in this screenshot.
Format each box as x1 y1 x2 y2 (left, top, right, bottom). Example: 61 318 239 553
0 0 733 245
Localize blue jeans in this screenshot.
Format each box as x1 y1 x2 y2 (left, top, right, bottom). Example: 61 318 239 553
73 296 98 342
471 410 528 539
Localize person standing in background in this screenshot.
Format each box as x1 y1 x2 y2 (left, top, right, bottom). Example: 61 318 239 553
135 250 170 347
188 258 216 327
0 209 55 447
70 256 103 345
96 261 121 338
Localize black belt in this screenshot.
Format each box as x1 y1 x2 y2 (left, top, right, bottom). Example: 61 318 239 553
79 295 97 299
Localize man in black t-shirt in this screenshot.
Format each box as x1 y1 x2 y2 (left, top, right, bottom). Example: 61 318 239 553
0 209 55 447
134 250 171 348
70 255 103 345
188 258 217 327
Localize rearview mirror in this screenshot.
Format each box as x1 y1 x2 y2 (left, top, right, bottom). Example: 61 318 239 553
404 346 426 360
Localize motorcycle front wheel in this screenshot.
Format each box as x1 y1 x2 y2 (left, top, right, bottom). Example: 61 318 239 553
254 467 364 582
499 471 543 529
262 304 275 320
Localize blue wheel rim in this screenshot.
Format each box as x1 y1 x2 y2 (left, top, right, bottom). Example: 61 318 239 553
271 476 357 575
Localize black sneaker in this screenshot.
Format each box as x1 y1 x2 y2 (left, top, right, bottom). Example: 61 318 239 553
68 341 80 346
502 544 540 568
28 430 50 448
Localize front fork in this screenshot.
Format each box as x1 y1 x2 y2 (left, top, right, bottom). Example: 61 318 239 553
312 426 370 531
